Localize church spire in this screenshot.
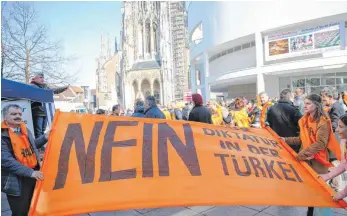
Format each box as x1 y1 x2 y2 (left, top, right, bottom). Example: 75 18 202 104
114 36 118 53
107 33 111 59
100 29 105 58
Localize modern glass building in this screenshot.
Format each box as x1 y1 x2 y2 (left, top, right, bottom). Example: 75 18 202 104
188 1 347 100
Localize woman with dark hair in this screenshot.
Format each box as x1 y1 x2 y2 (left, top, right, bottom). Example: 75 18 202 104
320 114 347 202
282 94 342 216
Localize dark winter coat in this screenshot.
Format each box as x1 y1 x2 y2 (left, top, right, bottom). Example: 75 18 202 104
328 101 345 132
1 127 47 196
188 105 212 124
267 100 303 152
132 106 145 118
144 105 166 119
31 82 68 117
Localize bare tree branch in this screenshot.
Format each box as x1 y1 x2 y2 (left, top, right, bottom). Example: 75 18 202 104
1 2 78 85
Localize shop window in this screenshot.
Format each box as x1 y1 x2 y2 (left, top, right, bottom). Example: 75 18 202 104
321 73 336 85
279 77 291 90
306 76 320 87
309 86 324 95
292 77 305 88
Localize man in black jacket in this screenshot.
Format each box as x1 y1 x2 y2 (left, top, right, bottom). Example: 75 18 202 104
30 73 69 139
267 89 303 153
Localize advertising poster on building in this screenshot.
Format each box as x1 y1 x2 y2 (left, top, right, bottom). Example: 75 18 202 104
1 99 35 135
265 21 345 61
184 89 192 102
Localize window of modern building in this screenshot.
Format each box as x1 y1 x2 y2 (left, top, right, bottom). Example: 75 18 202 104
279 72 347 94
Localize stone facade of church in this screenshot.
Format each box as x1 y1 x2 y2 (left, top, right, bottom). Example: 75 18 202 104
120 1 186 109
95 31 121 110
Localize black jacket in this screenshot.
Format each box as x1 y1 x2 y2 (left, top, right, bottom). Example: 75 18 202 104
329 101 345 132
188 105 212 124
144 105 166 119
31 82 68 117
267 100 303 152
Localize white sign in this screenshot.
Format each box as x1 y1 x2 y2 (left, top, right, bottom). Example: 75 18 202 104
265 21 344 61
1 100 35 136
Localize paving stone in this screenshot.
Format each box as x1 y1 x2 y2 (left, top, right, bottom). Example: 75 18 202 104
244 206 270 212
253 212 273 216
135 208 158 214
334 208 347 215
1 210 12 216
186 206 215 213
201 206 259 216
89 211 142 216
143 207 197 216
263 206 307 216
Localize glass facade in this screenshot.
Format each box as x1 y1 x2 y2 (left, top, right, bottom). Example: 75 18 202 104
279 72 347 94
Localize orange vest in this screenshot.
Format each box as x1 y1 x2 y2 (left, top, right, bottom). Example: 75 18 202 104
260 102 272 128
1 121 38 168
298 115 341 167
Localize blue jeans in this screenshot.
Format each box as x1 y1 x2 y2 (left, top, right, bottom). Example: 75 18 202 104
33 116 47 138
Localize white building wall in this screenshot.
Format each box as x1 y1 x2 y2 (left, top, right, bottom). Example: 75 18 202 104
209 47 256 76
189 1 347 60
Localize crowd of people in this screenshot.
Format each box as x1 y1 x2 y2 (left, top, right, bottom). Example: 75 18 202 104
3 73 347 216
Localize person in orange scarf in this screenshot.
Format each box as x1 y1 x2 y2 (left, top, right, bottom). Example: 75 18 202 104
259 92 273 128
1 104 49 216
282 94 341 216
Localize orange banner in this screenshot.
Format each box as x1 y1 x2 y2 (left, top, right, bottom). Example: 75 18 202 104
29 111 346 216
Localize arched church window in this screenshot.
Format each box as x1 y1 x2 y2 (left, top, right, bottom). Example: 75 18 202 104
145 91 151 97
153 23 157 52
144 2 147 11
154 91 160 103
145 22 151 53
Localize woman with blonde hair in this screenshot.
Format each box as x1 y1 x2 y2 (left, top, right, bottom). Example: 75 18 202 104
282 94 341 216
229 98 250 128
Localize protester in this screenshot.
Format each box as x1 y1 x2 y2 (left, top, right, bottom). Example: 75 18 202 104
30 72 68 139
173 104 183 120
182 103 191 120
267 89 302 152
132 100 145 118
111 104 121 116
259 92 273 128
323 88 345 134
96 109 106 115
248 98 261 128
320 114 347 202
210 102 223 125
162 106 172 120
144 96 166 119
1 104 49 215
229 98 250 127
294 88 305 115
188 93 212 124
282 94 341 216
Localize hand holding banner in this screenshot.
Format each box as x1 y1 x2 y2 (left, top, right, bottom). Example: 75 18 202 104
29 111 347 216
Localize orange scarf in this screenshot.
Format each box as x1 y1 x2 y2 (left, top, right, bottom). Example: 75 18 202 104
260 102 272 128
1 122 38 168
298 115 341 167
344 95 347 106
